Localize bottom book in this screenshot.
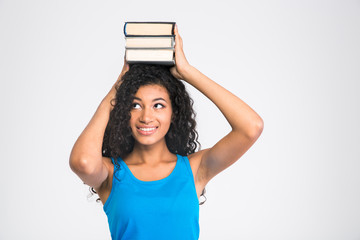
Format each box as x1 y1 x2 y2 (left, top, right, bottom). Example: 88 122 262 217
125 48 175 66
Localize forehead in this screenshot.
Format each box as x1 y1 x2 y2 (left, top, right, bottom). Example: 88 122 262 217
134 84 170 101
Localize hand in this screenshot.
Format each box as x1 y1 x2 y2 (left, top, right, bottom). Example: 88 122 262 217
170 25 192 80
106 58 129 102
114 57 130 88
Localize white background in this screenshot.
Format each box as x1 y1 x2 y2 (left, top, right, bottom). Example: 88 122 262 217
1 0 359 239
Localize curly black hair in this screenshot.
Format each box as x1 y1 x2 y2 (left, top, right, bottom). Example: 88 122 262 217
97 64 207 205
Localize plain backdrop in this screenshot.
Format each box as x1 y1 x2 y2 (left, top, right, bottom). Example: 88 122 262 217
1 0 359 239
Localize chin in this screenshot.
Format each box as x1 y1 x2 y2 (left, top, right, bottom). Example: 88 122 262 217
132 132 163 146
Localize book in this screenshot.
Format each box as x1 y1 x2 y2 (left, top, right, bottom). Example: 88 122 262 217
125 36 175 48
124 22 175 36
124 21 176 66
125 48 175 66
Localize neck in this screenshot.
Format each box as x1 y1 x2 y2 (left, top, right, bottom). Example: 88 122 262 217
128 140 176 165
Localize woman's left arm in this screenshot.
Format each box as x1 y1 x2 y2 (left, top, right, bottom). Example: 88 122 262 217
171 25 264 186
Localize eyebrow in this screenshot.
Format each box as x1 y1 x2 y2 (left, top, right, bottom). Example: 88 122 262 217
133 97 167 102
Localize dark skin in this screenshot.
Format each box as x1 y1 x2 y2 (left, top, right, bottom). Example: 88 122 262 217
70 25 264 204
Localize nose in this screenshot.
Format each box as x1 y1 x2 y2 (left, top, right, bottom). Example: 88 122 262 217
139 107 153 124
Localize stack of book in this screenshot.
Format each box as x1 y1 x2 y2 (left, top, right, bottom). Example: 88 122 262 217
124 22 176 66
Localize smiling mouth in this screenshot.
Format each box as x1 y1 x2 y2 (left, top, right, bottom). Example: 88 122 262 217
136 126 158 135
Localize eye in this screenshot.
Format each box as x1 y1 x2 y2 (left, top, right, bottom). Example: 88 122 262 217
132 103 141 109
154 103 165 109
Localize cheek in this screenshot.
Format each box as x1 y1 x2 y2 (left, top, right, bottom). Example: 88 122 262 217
129 112 137 126
161 112 173 127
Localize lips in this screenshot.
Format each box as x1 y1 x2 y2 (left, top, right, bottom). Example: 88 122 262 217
136 126 158 135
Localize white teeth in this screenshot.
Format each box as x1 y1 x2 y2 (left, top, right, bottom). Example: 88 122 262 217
139 127 156 132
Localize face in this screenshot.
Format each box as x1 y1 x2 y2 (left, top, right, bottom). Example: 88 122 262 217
129 84 173 147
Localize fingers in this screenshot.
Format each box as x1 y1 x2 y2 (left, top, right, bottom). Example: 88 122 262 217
122 56 129 72
123 56 129 68
174 24 183 49
123 61 129 72
174 25 185 61
116 61 129 83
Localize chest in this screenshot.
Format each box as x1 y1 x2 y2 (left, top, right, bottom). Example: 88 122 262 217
128 162 177 182
126 160 204 200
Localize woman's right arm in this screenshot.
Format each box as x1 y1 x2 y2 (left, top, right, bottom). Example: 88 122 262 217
69 61 129 189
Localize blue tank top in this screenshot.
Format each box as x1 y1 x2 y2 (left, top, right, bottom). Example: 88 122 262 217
103 154 200 240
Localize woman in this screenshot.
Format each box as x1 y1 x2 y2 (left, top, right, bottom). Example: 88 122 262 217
70 25 263 239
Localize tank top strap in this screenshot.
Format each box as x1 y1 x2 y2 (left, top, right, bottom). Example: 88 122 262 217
110 157 116 165
110 156 126 183
177 155 196 183
103 157 126 211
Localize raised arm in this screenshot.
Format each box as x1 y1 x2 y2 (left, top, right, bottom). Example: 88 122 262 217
69 61 129 189
171 26 264 186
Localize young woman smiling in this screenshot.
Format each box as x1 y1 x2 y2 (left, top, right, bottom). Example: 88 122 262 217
70 25 263 240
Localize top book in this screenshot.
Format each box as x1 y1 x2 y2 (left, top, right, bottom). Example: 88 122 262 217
124 22 176 36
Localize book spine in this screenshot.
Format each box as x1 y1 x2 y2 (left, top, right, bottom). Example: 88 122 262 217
125 35 175 48
125 48 175 60
123 22 176 36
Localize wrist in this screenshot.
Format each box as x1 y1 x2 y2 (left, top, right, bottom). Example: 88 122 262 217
181 65 198 82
